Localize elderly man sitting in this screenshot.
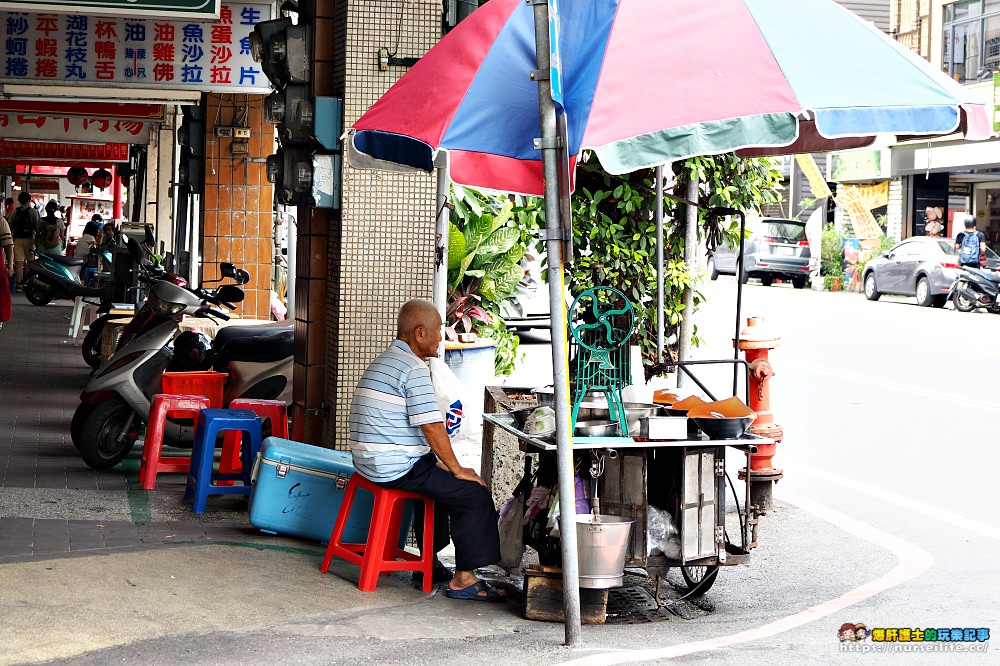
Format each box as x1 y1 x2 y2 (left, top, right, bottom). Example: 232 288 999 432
349 299 505 602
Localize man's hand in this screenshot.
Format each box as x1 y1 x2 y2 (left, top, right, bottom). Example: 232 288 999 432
421 422 486 487
453 466 486 487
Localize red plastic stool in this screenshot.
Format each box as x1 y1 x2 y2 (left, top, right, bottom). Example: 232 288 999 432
219 398 289 476
320 474 435 593
139 394 211 490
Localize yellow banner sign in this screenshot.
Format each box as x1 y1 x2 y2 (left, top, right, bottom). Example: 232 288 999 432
854 181 889 210
836 186 884 240
795 154 833 199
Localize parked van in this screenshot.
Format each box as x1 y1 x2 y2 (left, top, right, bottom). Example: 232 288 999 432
707 216 811 288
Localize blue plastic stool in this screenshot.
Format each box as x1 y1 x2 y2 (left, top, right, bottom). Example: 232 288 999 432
185 408 262 514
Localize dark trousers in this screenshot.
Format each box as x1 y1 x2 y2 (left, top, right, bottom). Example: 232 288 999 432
381 454 500 572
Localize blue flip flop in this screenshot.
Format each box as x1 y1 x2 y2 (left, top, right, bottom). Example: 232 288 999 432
445 580 506 602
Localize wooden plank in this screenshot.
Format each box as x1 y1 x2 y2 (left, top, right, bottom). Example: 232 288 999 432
523 568 607 625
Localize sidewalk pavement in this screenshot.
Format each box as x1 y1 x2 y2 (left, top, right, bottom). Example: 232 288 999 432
0 296 545 665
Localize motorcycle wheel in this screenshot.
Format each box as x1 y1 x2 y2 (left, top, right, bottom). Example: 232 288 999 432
23 276 52 306
70 402 97 450
78 397 141 470
953 287 977 313
680 564 720 597
82 315 110 368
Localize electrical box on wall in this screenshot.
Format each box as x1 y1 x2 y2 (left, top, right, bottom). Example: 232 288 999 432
311 154 342 210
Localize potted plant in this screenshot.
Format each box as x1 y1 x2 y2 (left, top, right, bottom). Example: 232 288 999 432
820 224 845 292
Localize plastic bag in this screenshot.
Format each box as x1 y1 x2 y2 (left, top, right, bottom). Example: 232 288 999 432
428 357 469 442
497 494 526 572
647 504 680 559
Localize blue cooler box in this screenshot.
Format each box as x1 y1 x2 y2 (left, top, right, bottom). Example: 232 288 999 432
249 437 412 545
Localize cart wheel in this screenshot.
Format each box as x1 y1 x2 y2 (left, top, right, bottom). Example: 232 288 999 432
680 564 720 596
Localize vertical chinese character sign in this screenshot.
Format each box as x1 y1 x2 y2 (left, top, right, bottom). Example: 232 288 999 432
0 3 272 93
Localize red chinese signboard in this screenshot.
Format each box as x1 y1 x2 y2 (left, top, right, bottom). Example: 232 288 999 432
0 140 129 162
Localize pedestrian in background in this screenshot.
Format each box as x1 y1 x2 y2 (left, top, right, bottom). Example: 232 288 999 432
0 212 13 326
101 220 118 250
956 215 987 268
9 192 39 293
36 200 66 256
74 221 103 259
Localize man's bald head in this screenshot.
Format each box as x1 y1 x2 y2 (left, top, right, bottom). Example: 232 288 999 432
397 299 440 337
396 300 442 359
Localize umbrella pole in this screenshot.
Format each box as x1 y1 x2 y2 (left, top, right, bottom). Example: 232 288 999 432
433 154 450 353
655 165 664 365
531 0 583 647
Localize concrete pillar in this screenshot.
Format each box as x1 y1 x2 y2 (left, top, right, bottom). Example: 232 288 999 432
297 0 442 448
200 92 275 320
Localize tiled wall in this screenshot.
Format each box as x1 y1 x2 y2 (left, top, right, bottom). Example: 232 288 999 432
200 92 275 320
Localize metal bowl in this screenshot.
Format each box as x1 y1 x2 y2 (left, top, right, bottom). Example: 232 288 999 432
507 406 536 429
575 401 662 423
692 416 753 439
574 420 622 437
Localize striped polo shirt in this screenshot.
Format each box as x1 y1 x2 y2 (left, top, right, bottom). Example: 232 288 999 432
349 340 442 482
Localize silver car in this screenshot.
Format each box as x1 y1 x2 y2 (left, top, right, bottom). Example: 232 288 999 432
862 237 958 307
708 217 811 288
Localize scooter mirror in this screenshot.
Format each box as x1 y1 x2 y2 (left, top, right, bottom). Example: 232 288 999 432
235 268 251 285
220 262 236 278
216 284 245 304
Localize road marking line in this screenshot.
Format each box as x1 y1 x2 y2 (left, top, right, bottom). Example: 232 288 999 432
795 362 1000 413
556 493 932 665
797 463 1000 542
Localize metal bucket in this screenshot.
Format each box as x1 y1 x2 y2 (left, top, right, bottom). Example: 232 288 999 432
575 514 634 589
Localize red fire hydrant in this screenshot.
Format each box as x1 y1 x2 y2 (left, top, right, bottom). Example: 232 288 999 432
736 317 783 513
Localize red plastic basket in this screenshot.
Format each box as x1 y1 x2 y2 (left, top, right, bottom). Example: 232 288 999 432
161 371 228 408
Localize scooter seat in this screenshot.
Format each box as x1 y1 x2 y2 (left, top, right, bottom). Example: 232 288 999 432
48 254 86 267
213 329 294 365
211 320 293 348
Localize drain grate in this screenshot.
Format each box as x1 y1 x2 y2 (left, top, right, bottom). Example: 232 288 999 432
606 585 658 616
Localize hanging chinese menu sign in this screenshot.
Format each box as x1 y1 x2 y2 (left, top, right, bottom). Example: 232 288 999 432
0 0 219 21
0 3 273 93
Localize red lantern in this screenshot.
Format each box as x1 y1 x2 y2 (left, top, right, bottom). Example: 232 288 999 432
66 166 89 186
91 168 113 190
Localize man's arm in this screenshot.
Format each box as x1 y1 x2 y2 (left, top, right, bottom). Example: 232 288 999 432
420 422 486 486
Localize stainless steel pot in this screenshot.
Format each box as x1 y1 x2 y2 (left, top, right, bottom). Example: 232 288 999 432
574 420 621 437
532 387 605 407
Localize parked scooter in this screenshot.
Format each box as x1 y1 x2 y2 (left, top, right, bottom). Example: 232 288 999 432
23 246 113 306
80 244 190 368
949 265 1000 313
72 277 294 470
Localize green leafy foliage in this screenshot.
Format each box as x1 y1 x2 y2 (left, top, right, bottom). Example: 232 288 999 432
821 224 845 278
568 153 783 377
447 185 536 375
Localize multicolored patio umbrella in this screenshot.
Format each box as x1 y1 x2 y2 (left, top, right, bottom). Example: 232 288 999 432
349 0 990 197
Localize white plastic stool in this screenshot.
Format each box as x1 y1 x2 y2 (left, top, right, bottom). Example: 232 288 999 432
69 299 100 344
